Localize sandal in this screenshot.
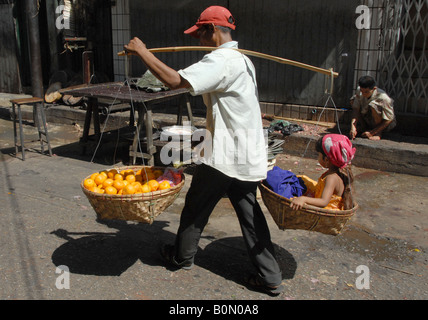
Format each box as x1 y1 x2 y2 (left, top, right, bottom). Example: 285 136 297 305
245 274 284 296
160 244 193 270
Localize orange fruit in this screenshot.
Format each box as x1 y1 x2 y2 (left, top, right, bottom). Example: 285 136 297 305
132 184 142 194
123 180 129 187
153 170 163 178
99 170 108 178
131 181 142 188
102 178 114 189
113 179 125 191
90 172 99 180
121 169 134 176
83 178 96 190
147 179 159 191
140 169 153 178
94 173 107 186
125 174 136 183
141 183 151 193
105 186 118 195
90 186 104 194
159 181 171 190
122 184 136 195
135 174 143 182
107 169 118 179
114 173 124 181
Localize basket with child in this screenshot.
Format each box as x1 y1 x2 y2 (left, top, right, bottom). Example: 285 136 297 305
259 134 358 235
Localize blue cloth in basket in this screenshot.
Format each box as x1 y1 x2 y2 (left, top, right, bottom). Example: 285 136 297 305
265 166 307 199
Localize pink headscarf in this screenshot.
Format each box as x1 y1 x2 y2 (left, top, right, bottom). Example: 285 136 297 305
322 134 356 168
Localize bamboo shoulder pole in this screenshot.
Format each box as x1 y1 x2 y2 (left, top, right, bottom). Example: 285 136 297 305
118 46 339 78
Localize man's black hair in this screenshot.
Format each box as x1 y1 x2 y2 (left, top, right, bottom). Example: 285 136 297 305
216 25 232 34
358 75 376 89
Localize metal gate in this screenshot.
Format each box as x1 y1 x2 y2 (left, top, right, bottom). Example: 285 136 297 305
377 0 428 115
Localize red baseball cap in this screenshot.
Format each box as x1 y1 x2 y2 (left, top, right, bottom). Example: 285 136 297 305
184 6 236 38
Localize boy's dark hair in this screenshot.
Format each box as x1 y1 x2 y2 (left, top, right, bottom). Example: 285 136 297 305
358 75 376 89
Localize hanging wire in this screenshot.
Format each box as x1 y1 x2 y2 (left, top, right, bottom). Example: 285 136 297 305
282 71 356 209
123 55 152 173
89 83 125 163
90 54 133 164
122 55 153 179
87 52 167 186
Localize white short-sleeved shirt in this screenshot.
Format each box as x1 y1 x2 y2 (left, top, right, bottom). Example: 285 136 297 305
178 41 267 181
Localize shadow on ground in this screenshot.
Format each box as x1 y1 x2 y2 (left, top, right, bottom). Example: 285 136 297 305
50 220 175 276
50 219 297 286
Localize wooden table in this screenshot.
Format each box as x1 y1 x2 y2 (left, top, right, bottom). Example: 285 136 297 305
60 82 193 165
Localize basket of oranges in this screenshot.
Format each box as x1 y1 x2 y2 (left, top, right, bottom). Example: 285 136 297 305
81 166 185 224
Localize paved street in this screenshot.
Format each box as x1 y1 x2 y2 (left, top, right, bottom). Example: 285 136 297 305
0 116 427 307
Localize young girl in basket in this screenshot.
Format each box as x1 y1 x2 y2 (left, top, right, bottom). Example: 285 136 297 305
290 134 356 211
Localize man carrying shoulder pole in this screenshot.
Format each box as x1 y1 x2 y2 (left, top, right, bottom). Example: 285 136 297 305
125 6 284 296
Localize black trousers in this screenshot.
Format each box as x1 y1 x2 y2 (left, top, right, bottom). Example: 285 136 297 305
174 164 282 286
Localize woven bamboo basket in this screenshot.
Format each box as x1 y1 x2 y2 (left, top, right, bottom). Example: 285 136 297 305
259 181 358 236
81 166 185 224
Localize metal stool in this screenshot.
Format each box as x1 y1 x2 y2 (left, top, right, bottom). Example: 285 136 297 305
10 97 52 160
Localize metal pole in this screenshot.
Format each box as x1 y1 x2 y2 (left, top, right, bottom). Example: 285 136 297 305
25 0 44 123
